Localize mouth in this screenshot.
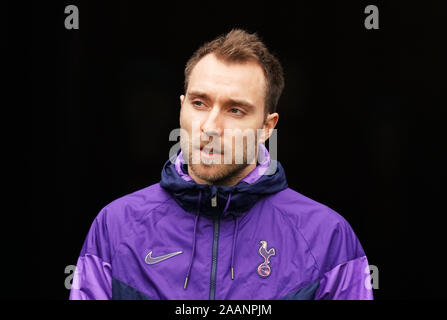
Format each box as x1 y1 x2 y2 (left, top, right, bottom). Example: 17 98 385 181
201 147 220 156
202 146 213 153
197 146 223 162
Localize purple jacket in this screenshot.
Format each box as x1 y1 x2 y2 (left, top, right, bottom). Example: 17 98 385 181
70 144 373 300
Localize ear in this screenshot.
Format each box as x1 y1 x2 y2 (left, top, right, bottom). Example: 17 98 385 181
260 112 279 143
180 94 185 107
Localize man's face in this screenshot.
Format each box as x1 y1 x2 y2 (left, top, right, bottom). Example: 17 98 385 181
179 53 278 185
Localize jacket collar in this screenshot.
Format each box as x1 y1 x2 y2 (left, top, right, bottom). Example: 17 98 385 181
160 144 288 219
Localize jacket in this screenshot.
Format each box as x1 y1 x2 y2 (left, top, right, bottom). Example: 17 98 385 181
69 144 373 300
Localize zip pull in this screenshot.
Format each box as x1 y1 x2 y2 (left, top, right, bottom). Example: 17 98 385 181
211 194 217 207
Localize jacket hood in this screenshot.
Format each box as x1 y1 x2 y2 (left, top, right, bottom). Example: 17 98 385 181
160 143 288 219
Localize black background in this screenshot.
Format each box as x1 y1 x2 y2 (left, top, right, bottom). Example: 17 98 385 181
7 1 447 299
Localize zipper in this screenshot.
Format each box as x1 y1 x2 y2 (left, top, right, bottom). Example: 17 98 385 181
209 192 220 300
209 216 220 300
211 194 217 207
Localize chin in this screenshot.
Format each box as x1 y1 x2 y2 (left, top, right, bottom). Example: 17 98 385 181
191 162 249 185
191 163 223 180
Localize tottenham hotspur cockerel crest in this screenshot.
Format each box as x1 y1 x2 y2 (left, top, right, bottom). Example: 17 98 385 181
257 240 276 278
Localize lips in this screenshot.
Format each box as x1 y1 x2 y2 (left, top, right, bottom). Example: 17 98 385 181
201 146 221 155
202 147 214 154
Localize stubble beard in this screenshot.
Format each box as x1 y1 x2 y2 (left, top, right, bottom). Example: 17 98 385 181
187 151 251 185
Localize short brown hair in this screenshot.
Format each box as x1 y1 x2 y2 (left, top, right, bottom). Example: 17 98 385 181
184 29 285 117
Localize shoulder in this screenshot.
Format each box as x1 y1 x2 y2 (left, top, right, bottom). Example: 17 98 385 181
94 183 172 246
97 182 172 227
267 187 366 274
80 183 173 258
267 187 344 227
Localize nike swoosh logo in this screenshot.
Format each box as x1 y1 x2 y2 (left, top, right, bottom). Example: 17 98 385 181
145 250 183 265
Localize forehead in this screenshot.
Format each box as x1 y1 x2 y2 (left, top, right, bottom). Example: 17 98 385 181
187 53 266 104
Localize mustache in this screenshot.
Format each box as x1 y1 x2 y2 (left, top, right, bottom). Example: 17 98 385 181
193 136 223 153
197 144 222 154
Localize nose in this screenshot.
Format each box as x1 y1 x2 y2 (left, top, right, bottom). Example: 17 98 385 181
201 106 223 138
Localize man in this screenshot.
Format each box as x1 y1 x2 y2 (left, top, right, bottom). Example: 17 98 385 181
70 29 373 300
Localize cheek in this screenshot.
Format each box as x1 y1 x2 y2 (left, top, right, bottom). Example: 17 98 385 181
179 107 191 131
180 106 203 148
223 131 258 151
224 118 264 139
180 104 202 130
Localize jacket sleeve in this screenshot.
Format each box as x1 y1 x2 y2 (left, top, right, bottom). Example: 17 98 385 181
69 208 113 300
304 206 374 300
314 255 374 300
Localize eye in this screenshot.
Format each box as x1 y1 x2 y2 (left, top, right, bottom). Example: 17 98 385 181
230 108 243 115
193 100 205 108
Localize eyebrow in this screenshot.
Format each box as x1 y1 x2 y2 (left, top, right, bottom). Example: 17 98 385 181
187 90 256 111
